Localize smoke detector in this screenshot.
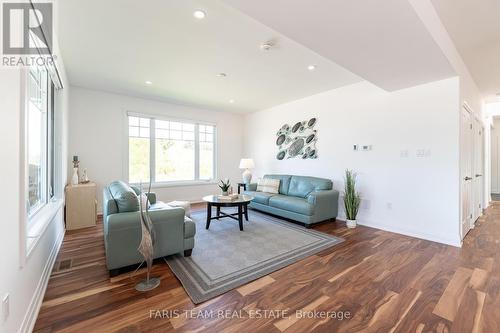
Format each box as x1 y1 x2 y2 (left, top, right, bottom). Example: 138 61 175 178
260 41 275 51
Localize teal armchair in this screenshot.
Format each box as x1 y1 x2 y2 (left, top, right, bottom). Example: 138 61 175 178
103 181 195 276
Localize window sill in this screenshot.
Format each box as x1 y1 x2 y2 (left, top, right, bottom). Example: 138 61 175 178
26 198 64 257
131 180 218 189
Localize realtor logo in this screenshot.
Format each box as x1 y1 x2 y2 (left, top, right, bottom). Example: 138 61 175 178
2 2 52 55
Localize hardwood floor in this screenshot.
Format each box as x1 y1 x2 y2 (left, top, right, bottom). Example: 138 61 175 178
34 202 500 332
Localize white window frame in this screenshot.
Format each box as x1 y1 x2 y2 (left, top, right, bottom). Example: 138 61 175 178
20 68 63 260
124 111 218 187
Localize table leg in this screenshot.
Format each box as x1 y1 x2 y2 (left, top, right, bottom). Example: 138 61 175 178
244 203 249 221
206 203 212 230
238 205 243 231
216 206 220 220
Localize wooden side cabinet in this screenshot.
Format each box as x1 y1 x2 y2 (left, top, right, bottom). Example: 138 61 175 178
65 182 97 230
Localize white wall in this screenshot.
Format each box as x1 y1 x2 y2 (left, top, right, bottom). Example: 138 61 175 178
244 78 462 246
68 87 244 212
0 47 70 333
485 103 500 201
490 117 500 193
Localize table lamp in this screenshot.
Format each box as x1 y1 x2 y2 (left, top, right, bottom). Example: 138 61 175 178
239 158 255 183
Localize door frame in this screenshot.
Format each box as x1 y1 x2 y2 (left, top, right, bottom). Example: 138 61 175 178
472 115 484 226
460 102 474 240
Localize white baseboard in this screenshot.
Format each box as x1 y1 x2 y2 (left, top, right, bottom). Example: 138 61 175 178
336 215 461 247
357 220 461 247
19 228 65 333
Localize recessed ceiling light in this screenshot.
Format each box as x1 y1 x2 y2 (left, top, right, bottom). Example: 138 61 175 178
229 99 235 104
145 80 152 85
193 10 206 19
216 73 227 77
307 65 317 71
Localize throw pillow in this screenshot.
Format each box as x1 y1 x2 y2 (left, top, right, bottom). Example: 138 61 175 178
256 178 280 194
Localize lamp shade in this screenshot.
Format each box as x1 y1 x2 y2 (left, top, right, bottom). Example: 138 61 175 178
239 158 255 169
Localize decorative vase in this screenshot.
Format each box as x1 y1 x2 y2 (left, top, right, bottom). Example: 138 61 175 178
242 169 252 183
222 191 228 196
346 219 357 229
71 168 79 185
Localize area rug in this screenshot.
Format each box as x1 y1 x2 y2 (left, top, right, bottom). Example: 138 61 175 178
165 208 344 304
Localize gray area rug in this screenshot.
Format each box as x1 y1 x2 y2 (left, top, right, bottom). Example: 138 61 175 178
166 208 344 304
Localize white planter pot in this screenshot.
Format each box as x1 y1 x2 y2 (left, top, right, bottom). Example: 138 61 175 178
346 219 357 228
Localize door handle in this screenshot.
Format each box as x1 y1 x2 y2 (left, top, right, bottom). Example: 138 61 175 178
464 176 472 181
475 174 482 177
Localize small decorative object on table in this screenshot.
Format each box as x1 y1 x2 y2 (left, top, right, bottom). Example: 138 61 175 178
219 178 231 196
239 158 255 183
80 168 90 184
344 169 361 228
135 179 160 292
71 155 79 185
217 193 239 201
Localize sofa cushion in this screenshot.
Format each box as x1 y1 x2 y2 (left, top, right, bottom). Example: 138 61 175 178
108 181 139 213
269 195 314 216
263 175 292 195
244 191 276 205
288 176 333 198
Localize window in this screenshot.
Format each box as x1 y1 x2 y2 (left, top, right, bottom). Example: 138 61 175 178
27 66 55 219
128 114 216 184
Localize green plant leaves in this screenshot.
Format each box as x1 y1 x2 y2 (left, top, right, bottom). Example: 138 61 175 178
344 169 361 220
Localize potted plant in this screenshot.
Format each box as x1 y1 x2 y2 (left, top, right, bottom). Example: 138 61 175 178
219 179 231 196
344 169 361 228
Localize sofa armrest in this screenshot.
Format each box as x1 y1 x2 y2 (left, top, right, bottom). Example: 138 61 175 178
247 183 258 191
307 190 339 220
145 192 157 204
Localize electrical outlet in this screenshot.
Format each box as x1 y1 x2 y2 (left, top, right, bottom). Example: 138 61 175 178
2 294 9 321
361 145 372 151
386 202 393 210
353 144 358 151
416 149 426 157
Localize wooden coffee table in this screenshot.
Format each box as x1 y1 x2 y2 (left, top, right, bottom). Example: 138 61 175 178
203 194 254 231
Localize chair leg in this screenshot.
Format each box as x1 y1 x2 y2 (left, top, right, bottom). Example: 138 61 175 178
184 249 192 257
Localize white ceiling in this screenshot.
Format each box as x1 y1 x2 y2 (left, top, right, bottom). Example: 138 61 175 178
56 0 362 113
431 0 500 103
223 0 456 91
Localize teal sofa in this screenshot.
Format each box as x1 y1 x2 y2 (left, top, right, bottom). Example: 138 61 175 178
103 181 196 276
244 175 339 227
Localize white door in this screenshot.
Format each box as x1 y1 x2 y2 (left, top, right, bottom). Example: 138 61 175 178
461 106 473 239
472 118 484 224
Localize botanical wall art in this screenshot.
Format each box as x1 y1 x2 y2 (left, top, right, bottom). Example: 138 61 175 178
276 118 318 160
